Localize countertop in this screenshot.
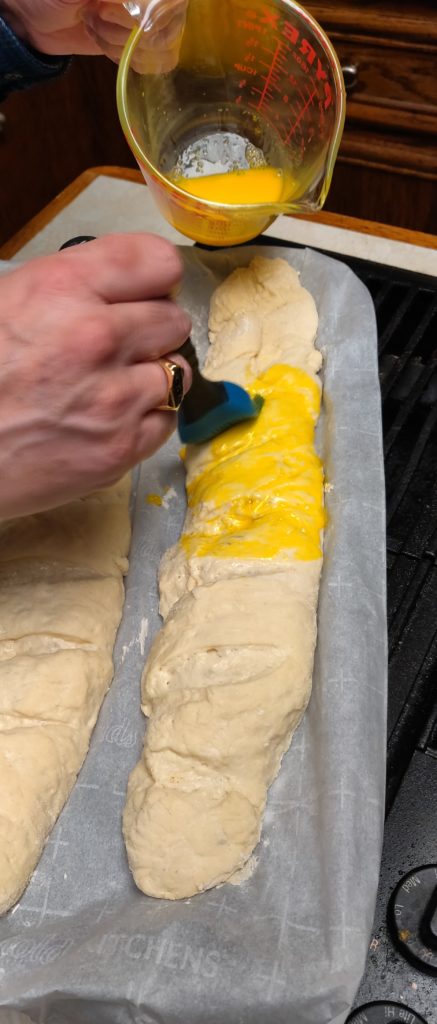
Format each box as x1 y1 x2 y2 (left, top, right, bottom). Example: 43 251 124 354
1 166 436 276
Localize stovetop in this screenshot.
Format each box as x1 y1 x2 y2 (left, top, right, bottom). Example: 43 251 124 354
202 236 437 1024
301 245 437 1024
339 253 437 1024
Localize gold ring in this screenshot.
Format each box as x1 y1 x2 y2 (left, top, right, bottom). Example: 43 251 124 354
156 359 185 412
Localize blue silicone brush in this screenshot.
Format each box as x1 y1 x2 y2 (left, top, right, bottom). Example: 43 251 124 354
177 338 264 445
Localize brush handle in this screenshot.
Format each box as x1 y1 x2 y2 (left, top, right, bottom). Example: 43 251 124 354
59 236 97 248
178 339 227 425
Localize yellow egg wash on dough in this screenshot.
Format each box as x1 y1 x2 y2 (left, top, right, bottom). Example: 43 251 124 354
182 364 324 561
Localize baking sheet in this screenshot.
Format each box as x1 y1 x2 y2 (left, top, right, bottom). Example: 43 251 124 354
0 246 387 1024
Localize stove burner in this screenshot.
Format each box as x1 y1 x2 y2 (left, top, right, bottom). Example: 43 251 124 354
388 865 437 975
347 1001 428 1024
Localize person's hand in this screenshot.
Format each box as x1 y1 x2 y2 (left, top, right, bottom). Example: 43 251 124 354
0 233 192 519
0 0 188 65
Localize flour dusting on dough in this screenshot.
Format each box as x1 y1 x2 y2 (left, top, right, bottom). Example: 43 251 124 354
228 855 259 886
138 618 149 656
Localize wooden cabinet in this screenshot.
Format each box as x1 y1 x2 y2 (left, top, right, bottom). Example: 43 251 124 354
0 57 136 247
1 2 436 244
306 0 437 232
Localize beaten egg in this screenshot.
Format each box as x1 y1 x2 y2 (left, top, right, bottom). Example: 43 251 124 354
173 166 285 205
182 364 324 561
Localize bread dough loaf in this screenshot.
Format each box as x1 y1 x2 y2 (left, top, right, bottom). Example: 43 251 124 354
0 476 131 915
123 257 323 900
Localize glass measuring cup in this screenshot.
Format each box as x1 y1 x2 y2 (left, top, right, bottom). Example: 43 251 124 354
117 0 346 245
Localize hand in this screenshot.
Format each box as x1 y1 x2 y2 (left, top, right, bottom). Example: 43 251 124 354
0 0 188 65
0 233 192 518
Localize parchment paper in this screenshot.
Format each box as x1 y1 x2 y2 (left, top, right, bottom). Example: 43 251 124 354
0 246 387 1024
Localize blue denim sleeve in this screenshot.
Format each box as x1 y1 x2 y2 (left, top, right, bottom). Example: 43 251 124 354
0 15 70 100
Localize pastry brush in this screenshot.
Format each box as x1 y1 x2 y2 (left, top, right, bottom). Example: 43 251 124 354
59 237 264 444
177 338 263 445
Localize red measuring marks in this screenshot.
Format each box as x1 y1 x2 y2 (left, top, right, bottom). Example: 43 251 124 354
236 6 334 111
255 41 285 110
285 83 317 142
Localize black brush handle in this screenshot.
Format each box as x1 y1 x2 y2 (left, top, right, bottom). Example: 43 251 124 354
178 339 227 425
59 236 96 249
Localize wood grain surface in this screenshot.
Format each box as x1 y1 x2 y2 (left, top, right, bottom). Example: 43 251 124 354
306 0 437 233
307 1 437 46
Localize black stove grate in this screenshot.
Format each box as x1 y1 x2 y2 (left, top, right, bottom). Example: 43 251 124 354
284 247 437 1021
199 235 437 817
336 257 437 813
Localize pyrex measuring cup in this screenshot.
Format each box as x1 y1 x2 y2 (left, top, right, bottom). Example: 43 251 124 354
117 0 346 245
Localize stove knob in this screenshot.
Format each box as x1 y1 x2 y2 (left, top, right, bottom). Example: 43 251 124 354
388 865 437 975
347 1002 428 1023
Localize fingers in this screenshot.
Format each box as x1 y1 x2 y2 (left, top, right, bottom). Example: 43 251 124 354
65 301 192 371
84 360 190 472
90 3 138 31
82 17 181 53
83 0 187 70
135 409 178 462
107 300 191 364
81 16 130 48
83 28 181 73
92 0 187 38
59 234 184 304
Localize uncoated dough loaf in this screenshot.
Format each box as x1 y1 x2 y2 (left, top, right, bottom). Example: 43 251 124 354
0 476 131 915
123 257 323 900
